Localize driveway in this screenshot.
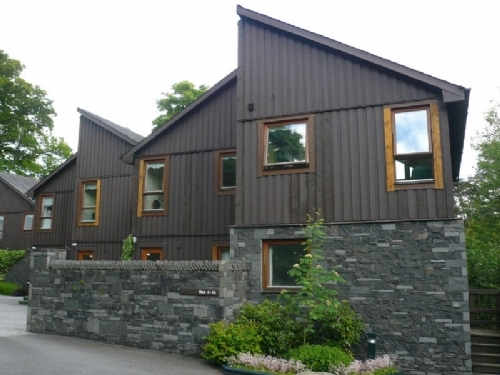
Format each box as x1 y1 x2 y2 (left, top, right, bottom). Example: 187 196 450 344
0 296 221 375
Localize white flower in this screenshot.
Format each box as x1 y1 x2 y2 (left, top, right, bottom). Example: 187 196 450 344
305 254 312 258
316 265 323 269
293 264 300 268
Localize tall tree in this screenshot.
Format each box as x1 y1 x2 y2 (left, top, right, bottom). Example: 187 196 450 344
152 81 208 131
455 101 500 289
0 50 72 178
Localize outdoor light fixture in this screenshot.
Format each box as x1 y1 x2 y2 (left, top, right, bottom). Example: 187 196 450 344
367 332 376 359
31 246 36 250
132 236 137 244
71 242 77 247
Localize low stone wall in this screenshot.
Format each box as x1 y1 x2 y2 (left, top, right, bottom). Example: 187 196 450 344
231 219 472 375
4 250 30 288
28 250 247 356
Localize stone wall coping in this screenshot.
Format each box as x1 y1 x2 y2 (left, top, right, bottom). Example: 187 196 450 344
48 260 248 271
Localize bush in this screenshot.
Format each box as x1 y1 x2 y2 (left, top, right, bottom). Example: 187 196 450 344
315 300 364 350
0 250 26 274
288 344 353 372
235 300 302 357
202 321 262 365
121 235 134 261
332 355 398 375
0 281 22 296
227 353 306 375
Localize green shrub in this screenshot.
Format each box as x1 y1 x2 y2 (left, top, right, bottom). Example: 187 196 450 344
235 300 302 357
0 250 26 274
288 344 353 372
0 281 22 296
121 235 134 260
372 368 399 375
202 321 262 365
315 300 364 350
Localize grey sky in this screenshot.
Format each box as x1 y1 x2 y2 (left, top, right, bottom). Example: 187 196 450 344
1 0 499 179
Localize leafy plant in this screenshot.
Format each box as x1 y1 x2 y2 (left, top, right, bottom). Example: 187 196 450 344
226 353 306 375
202 321 262 365
331 355 398 375
235 300 302 357
0 281 22 296
280 212 362 348
121 234 135 261
288 344 353 372
0 250 26 274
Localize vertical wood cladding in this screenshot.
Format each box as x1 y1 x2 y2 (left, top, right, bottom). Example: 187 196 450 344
34 158 76 247
0 180 34 249
236 19 455 225
133 79 237 252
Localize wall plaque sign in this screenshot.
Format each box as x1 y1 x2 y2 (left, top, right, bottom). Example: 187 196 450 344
179 287 219 296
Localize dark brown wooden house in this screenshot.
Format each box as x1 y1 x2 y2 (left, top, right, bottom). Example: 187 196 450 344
27 109 144 260
0 172 37 250
122 71 237 261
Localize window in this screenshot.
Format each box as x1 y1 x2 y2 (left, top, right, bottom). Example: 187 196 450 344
23 213 34 231
214 150 236 195
212 242 230 260
38 195 54 230
138 157 169 216
262 239 304 291
258 115 315 177
78 180 101 226
384 101 443 191
77 250 94 261
0 214 4 240
141 248 163 261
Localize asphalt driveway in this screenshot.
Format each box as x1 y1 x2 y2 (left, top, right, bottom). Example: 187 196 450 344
0 296 221 375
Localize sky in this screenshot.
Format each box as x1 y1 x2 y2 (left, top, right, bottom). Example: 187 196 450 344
1 0 499 179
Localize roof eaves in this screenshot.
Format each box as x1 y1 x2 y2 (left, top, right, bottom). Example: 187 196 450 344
77 108 144 145
237 5 465 99
26 154 77 198
122 69 238 164
0 174 37 205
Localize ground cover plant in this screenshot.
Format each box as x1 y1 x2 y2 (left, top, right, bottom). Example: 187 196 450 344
226 353 306 375
0 250 25 295
0 280 22 296
331 355 399 375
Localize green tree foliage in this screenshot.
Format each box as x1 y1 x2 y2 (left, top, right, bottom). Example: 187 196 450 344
121 234 135 260
152 81 208 131
455 101 500 289
0 50 72 177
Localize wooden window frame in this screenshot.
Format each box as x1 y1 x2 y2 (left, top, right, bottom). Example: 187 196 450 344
262 239 305 292
0 213 4 241
258 114 316 177
77 179 101 227
214 150 236 196
212 241 230 260
141 248 163 261
37 194 55 232
77 250 95 261
384 101 443 191
22 212 34 232
137 156 169 217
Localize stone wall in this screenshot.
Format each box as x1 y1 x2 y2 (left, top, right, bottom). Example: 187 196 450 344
4 250 30 288
231 219 472 375
28 250 247 356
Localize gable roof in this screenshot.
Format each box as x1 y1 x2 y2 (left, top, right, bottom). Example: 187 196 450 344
77 108 145 144
237 6 467 102
121 70 237 164
26 154 77 198
0 172 38 204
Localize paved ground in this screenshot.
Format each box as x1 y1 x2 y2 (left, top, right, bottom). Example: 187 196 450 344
0 296 221 375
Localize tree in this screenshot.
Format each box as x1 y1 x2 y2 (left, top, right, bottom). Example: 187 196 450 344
152 81 208 131
0 50 72 178
455 101 500 289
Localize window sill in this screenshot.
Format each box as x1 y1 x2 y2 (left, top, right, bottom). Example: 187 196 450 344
394 182 436 190
140 210 167 217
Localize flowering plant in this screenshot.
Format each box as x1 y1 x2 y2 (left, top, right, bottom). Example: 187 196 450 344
331 355 399 375
226 353 307 375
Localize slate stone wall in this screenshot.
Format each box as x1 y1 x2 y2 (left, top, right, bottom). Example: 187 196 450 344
28 251 247 356
230 219 472 375
4 250 30 287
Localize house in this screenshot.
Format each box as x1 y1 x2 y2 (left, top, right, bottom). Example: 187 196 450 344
25 6 472 372
27 109 144 260
0 172 38 250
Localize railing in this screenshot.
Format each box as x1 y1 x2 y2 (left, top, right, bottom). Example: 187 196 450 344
469 289 500 330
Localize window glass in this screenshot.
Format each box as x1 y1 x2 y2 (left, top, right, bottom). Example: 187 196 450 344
23 214 34 231
0 214 4 240
394 110 430 154
266 123 307 165
145 162 164 192
40 196 53 230
267 242 303 287
221 155 236 188
141 248 162 261
395 158 434 181
81 181 98 223
78 251 94 261
144 194 164 210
